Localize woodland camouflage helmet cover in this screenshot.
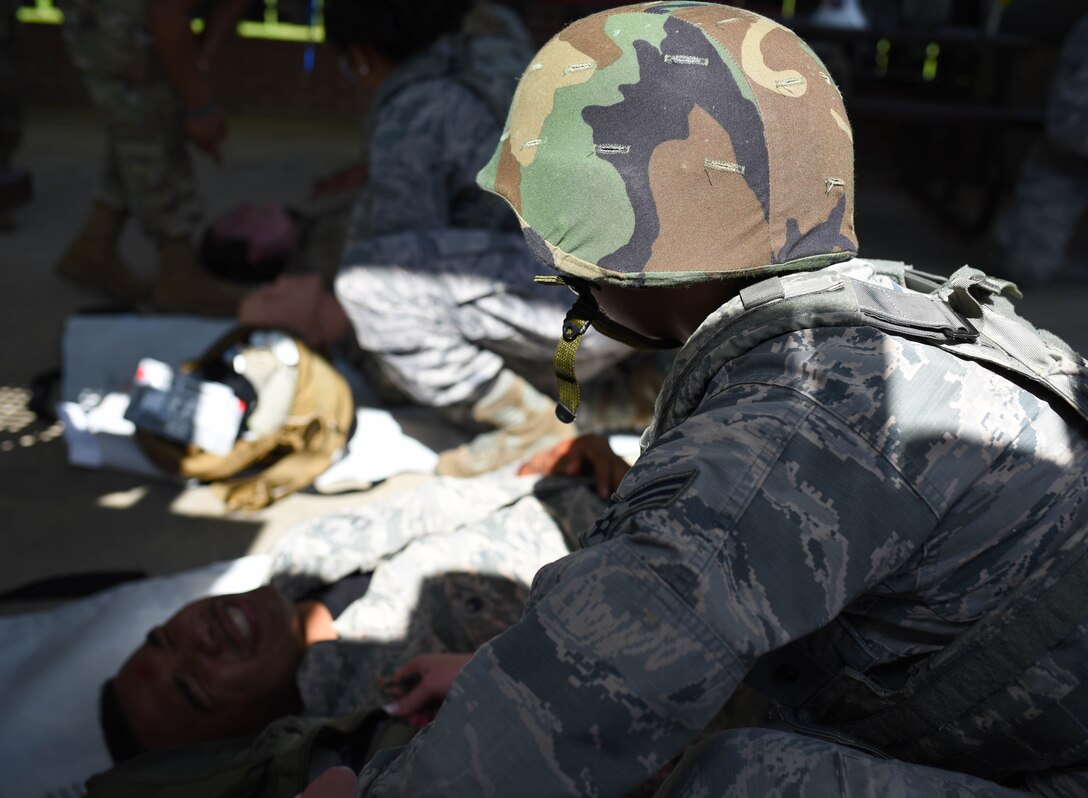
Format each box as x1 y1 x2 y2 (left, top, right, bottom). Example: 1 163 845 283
477 1 858 287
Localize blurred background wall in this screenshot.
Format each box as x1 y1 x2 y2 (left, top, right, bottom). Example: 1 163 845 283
11 0 1078 237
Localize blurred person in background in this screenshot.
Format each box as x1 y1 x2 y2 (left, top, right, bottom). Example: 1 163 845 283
992 14 1088 286
240 0 642 476
54 0 253 314
0 0 25 232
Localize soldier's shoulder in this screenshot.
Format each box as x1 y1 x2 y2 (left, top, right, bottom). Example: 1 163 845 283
377 77 495 132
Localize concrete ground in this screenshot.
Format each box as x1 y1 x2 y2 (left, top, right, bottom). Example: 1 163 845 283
2 101 1087 610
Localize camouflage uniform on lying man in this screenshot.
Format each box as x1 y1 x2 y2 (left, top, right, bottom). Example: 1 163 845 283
351 3 1088 796
86 472 604 797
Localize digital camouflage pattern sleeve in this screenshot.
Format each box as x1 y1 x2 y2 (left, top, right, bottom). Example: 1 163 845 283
356 315 1088 796
347 77 513 242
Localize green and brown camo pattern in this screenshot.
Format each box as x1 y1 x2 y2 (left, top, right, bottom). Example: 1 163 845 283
478 2 858 286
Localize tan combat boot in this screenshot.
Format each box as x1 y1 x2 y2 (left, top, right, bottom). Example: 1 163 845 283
55 201 149 303
436 368 575 477
152 236 246 317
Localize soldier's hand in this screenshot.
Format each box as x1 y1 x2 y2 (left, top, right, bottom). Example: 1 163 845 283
380 653 472 729
311 162 369 198
184 109 228 163
296 766 356 798
517 434 629 499
239 274 351 347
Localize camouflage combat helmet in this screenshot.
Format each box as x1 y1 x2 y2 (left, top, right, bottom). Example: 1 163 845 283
477 1 858 288
477 1 858 422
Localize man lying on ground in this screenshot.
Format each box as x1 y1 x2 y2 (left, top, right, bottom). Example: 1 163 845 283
95 434 627 765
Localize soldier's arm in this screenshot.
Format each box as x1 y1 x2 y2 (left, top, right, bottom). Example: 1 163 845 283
146 0 213 112
197 0 254 66
355 82 498 238
356 384 937 795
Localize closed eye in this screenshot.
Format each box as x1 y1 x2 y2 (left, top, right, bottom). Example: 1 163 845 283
174 676 214 714
149 627 215 714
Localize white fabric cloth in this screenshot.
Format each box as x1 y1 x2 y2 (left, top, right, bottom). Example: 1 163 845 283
0 556 272 798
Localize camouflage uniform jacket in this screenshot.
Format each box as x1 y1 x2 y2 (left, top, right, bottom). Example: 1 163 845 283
357 258 1088 796
267 472 603 718
346 29 530 243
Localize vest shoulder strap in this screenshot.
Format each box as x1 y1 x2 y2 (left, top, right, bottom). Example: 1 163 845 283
727 264 1088 427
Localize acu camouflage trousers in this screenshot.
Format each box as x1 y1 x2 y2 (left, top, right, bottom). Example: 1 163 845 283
57 0 202 239
657 728 1030 797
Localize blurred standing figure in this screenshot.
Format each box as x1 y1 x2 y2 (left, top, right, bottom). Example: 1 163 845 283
55 0 253 314
0 0 37 239
0 0 20 174
993 15 1088 286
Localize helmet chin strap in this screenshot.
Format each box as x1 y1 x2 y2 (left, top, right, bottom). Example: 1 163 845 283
550 283 680 424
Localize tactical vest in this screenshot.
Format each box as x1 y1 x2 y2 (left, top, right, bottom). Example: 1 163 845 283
646 262 1088 782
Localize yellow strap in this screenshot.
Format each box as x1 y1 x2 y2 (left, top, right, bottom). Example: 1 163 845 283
551 289 679 423
554 309 593 424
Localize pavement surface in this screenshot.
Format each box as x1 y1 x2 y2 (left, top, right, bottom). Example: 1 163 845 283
1 101 1086 612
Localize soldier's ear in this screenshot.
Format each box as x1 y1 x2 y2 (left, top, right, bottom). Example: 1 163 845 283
348 45 371 77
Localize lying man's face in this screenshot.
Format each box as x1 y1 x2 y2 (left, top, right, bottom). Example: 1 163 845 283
113 586 307 750
211 202 300 265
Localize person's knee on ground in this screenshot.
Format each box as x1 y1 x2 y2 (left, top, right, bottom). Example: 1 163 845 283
435 367 576 477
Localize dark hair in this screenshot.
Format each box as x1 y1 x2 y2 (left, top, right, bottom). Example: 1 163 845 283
198 228 289 285
99 679 148 762
323 0 475 61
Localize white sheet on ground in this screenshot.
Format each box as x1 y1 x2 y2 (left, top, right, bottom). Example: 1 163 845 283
313 408 440 492
0 555 273 798
59 314 234 479
607 433 642 465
